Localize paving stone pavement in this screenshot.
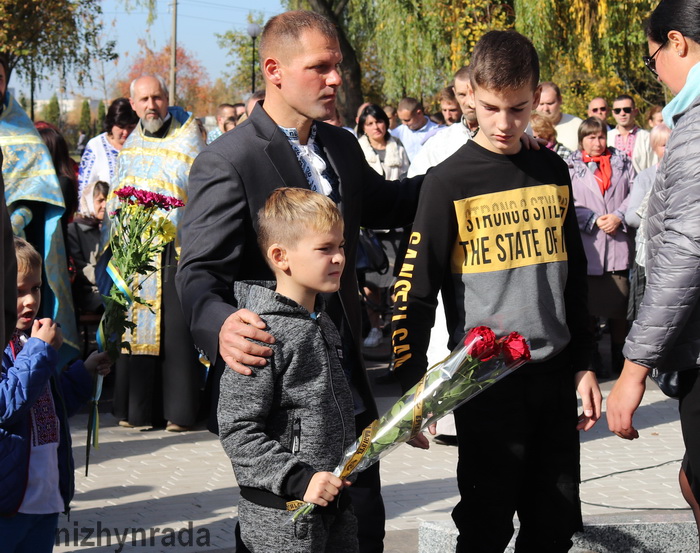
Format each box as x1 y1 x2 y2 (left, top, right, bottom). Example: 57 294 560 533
54 365 688 553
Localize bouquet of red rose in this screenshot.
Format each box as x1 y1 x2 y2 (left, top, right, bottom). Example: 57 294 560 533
86 186 184 474
291 326 530 519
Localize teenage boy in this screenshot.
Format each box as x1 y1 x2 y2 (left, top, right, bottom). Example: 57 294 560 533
607 94 655 174
392 31 601 552
218 188 358 553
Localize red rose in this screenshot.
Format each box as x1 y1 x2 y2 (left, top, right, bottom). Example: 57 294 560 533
463 326 499 361
500 332 531 365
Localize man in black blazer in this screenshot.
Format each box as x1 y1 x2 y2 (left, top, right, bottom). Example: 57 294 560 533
176 10 422 553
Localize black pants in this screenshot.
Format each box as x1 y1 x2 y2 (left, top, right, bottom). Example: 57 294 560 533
113 246 204 427
679 369 700 500
453 363 581 553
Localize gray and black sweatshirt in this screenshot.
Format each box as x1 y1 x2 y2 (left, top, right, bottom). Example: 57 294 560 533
218 281 356 502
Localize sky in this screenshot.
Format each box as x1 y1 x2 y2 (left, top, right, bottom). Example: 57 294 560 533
11 0 284 101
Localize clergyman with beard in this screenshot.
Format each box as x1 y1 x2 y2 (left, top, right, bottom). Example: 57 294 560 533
108 75 205 432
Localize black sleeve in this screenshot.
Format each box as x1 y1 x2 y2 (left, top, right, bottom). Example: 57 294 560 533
560 167 593 373
175 149 248 361
391 174 456 392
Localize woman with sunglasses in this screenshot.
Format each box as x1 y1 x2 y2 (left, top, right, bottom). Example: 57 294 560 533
608 0 700 529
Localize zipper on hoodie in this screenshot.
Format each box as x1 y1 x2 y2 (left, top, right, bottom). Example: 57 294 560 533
313 315 347 457
291 418 301 454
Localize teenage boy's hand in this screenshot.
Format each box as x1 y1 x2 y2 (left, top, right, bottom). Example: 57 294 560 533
407 422 437 449
574 370 602 431
303 471 350 507
32 318 63 351
606 360 649 440
84 351 112 376
219 309 274 375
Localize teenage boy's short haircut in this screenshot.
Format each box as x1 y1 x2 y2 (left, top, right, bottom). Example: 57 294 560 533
577 117 607 147
14 236 42 275
257 188 344 254
470 30 540 92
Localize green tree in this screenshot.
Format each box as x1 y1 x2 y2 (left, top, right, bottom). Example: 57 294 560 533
514 0 664 118
0 0 117 86
216 12 266 102
79 98 92 134
43 94 61 126
97 100 106 129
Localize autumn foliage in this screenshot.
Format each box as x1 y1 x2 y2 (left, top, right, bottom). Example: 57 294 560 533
112 40 213 117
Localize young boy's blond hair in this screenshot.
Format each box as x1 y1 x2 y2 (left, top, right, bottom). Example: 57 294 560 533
257 188 344 255
14 236 42 275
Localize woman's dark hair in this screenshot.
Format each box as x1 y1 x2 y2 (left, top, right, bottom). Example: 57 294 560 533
646 0 700 44
577 117 607 150
357 104 391 141
34 121 78 220
103 97 138 134
93 180 109 198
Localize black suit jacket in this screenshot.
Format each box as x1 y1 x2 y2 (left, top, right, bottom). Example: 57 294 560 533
176 105 422 423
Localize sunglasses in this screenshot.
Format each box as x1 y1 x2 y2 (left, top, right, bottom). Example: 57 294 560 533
612 107 633 114
643 42 666 76
591 107 608 113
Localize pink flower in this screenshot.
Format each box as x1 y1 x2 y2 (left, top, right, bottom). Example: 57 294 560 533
114 187 185 211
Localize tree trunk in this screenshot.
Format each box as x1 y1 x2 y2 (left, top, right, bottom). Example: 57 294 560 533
306 0 364 127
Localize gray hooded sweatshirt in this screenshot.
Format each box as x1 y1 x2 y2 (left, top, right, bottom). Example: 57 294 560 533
218 281 356 501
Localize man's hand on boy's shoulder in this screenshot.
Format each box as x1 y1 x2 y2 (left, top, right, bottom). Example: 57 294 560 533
575 370 602 432
519 134 545 151
31 318 63 352
219 309 275 376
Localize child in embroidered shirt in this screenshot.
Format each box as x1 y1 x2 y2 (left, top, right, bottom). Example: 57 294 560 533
0 237 111 552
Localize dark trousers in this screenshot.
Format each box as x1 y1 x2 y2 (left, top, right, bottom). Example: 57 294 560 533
235 410 386 553
452 364 581 553
113 246 204 427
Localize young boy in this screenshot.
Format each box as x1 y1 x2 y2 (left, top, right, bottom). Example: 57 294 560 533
0 237 111 552
391 31 602 552
218 188 358 553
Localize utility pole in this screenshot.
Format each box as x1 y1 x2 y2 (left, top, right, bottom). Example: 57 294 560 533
169 0 177 105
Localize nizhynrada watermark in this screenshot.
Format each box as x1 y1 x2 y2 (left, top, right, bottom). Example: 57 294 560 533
55 521 210 553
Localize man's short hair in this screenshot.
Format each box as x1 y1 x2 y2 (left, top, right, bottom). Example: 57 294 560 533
14 236 42 275
540 81 562 101
257 188 344 256
470 31 539 92
129 75 169 100
577 116 608 148
438 86 457 104
397 97 422 113
454 66 471 82
259 10 338 63
613 94 635 107
216 103 236 117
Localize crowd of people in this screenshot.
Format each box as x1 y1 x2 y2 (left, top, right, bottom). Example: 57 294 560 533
2 0 700 552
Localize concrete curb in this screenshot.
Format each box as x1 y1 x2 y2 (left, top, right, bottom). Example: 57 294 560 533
418 512 697 553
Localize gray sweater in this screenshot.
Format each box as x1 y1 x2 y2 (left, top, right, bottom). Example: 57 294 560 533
218 281 355 500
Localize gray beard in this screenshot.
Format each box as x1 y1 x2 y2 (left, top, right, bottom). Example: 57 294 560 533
141 116 164 134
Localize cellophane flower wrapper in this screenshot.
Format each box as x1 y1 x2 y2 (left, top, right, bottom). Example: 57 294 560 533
291 327 530 520
86 187 184 474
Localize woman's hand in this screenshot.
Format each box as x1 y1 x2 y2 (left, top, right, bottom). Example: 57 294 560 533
596 214 621 235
